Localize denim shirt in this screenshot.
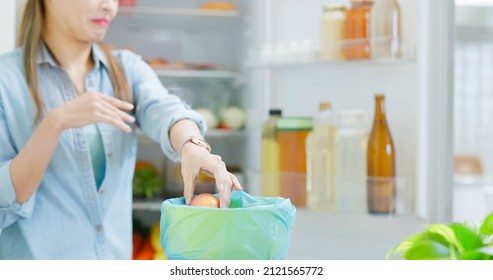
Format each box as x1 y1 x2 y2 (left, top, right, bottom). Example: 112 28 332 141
0 44 206 259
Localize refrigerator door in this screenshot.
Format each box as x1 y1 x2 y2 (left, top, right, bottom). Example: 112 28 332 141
246 0 455 223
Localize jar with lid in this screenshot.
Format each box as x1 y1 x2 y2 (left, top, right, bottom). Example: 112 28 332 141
344 0 375 60
319 5 346 61
277 117 313 207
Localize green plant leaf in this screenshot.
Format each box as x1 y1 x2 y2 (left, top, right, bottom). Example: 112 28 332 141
385 233 427 260
449 224 484 253
424 231 450 246
427 224 464 252
404 239 451 260
463 220 482 236
480 212 493 235
458 251 490 260
478 244 493 257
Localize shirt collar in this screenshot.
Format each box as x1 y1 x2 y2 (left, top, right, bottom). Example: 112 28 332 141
35 42 109 70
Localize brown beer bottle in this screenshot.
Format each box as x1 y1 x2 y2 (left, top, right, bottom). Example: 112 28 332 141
367 94 396 214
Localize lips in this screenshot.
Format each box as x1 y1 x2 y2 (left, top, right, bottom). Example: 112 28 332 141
91 18 109 27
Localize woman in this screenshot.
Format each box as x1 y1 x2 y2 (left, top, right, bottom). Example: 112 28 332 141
0 0 242 259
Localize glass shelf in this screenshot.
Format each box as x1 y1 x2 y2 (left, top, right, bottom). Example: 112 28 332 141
132 199 163 211
136 128 245 144
154 69 239 79
246 38 416 69
247 57 415 70
118 7 240 18
205 128 246 139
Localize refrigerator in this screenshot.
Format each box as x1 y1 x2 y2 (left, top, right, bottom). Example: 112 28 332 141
5 0 490 259
103 0 454 224
100 0 455 259
244 0 454 224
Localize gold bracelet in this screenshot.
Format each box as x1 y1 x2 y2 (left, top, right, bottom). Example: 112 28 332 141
179 136 212 156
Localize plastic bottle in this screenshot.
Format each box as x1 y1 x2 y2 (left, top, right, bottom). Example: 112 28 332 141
261 109 282 197
306 102 337 211
370 0 402 59
335 110 368 214
367 94 396 214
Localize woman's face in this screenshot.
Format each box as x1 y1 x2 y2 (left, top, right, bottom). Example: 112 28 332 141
44 0 119 43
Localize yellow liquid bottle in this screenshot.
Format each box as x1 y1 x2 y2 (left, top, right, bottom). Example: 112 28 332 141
306 102 337 211
261 109 282 197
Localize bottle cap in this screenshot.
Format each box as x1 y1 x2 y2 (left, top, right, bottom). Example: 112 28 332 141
323 5 346 12
277 117 313 131
319 102 331 111
269 109 282 116
339 110 367 127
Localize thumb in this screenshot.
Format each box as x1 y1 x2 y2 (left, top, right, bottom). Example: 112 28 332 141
230 173 243 191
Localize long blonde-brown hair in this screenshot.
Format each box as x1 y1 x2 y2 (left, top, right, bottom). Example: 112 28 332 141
17 0 132 123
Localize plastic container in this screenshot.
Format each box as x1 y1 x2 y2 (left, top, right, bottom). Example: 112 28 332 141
370 0 402 59
334 110 368 214
261 109 283 197
306 102 337 211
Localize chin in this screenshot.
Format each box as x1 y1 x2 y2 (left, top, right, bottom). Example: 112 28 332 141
85 29 108 42
93 33 107 41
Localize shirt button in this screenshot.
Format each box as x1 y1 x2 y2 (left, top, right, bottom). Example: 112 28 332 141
99 188 105 193
88 80 94 87
95 225 103 232
107 152 113 159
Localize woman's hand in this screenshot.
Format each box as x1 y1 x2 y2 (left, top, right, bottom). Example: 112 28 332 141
180 142 243 208
49 91 135 133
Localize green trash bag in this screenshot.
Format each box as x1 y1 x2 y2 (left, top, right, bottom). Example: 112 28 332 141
160 191 296 260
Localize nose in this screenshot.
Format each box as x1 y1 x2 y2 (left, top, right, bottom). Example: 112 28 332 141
100 0 118 12
99 0 118 16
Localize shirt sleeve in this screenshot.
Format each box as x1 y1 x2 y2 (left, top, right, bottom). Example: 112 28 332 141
0 95 36 230
123 51 207 163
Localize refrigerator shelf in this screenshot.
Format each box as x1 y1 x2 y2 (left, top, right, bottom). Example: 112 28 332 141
205 128 246 139
136 128 245 145
154 69 239 79
247 56 415 69
132 199 163 211
246 37 416 69
118 7 240 18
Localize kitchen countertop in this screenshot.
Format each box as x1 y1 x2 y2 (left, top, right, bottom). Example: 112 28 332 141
285 209 427 260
